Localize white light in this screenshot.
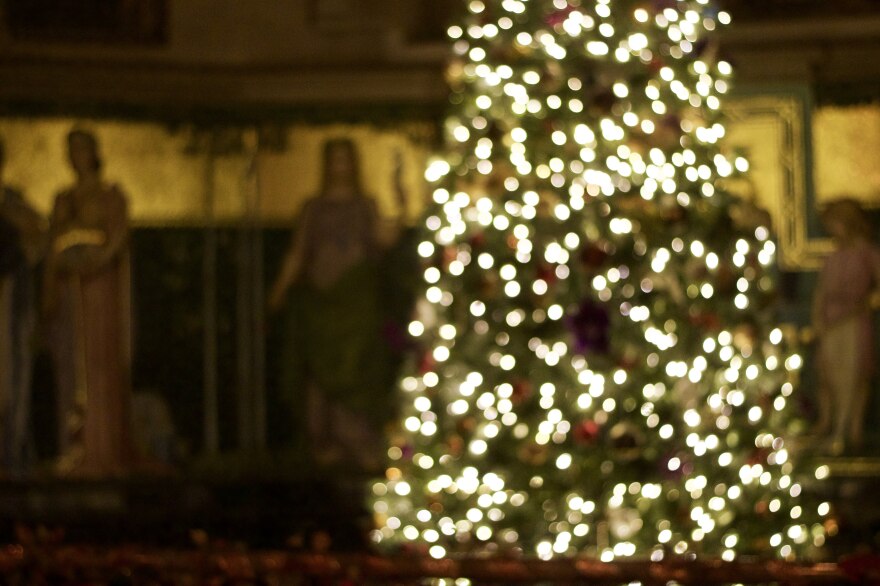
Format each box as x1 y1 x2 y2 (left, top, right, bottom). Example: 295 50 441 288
629 32 648 51
786 354 803 371
748 407 763 422
453 126 470 142
478 253 494 269
470 440 488 455
556 453 573 469
425 159 451 182
450 400 468 415
586 41 609 56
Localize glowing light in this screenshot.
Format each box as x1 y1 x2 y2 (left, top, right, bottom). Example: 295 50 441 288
586 41 609 56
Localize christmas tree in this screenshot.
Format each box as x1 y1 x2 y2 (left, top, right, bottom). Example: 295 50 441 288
370 0 828 562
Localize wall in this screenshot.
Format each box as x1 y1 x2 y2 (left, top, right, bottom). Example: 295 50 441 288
0 2 879 109
0 0 447 108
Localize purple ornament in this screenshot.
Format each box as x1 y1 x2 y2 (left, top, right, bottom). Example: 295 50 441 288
567 298 610 355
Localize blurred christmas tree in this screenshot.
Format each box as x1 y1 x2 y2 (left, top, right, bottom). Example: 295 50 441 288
370 0 828 563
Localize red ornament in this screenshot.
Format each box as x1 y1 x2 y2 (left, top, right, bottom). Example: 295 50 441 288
470 232 486 249
590 89 617 114
580 242 609 272
618 354 639 371
689 311 721 332
661 204 686 224
748 447 770 466
518 442 549 465
747 251 761 269
447 434 465 457
418 351 436 374
512 380 533 404
715 263 736 293
545 5 576 26
480 273 499 298
648 57 665 73
442 245 457 268
537 263 558 287
574 420 601 445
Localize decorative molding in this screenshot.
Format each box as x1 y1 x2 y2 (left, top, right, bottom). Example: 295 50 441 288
822 457 880 478
725 92 832 271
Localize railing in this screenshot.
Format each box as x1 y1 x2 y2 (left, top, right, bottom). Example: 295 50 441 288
0 546 853 584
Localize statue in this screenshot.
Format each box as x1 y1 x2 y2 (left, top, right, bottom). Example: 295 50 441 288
268 138 407 472
812 198 880 455
0 137 45 476
44 129 135 476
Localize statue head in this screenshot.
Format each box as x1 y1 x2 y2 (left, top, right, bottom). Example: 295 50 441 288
820 197 873 242
67 128 103 175
320 138 362 195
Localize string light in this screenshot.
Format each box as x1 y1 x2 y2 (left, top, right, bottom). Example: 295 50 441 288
371 0 824 564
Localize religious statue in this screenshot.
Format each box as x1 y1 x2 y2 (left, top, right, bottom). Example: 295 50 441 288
0 137 45 476
812 198 880 455
268 138 408 472
44 129 135 476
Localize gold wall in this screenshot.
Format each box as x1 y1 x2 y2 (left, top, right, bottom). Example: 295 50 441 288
0 118 432 225
2 103 877 267
256 124 432 225
721 97 880 270
813 104 880 209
